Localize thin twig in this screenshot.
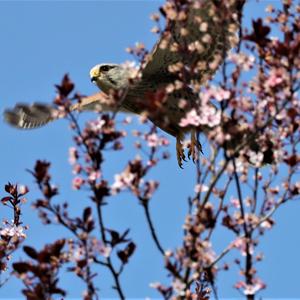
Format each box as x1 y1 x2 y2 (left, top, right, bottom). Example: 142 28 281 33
141 199 165 256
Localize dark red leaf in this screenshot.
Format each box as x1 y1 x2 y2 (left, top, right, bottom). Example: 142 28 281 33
244 18 271 47
284 154 299 167
5 183 17 196
13 262 31 273
126 242 136 258
51 239 65 257
83 207 92 223
77 259 87 268
117 242 136 264
107 229 120 246
55 74 74 98
23 246 38 259
51 287 66 296
32 160 51 183
117 250 127 264
86 220 95 233
0 262 7 272
37 250 52 263
1 196 12 204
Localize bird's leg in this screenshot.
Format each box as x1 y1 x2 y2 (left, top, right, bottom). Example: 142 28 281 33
188 128 203 162
176 132 186 169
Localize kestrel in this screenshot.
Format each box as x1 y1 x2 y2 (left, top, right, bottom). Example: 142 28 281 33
4 0 244 168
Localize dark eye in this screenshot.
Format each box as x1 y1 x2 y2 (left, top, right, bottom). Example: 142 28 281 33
100 65 110 72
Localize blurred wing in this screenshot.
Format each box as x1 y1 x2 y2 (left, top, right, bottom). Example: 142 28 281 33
141 0 242 84
4 103 55 129
4 92 125 130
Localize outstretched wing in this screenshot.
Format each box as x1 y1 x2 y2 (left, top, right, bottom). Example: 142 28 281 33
4 92 118 129
141 0 243 85
4 103 55 129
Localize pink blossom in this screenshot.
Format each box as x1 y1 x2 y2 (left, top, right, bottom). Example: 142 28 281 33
194 184 209 193
144 180 159 198
72 246 84 261
146 133 160 147
265 69 284 88
231 237 254 256
228 52 255 70
265 4 274 13
238 278 266 296
89 118 106 133
19 185 29 195
179 109 201 127
260 220 273 229
99 244 112 258
145 133 170 148
88 170 101 182
111 172 135 194
213 87 231 102
200 106 221 127
180 106 221 128
248 151 264 167
0 224 26 238
172 278 186 295
72 164 82 175
123 116 132 124
147 159 158 167
201 85 231 102
149 282 161 289
294 182 300 194
230 197 240 208
72 176 85 190
69 147 78 165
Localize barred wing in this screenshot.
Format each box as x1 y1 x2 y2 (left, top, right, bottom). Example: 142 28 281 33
4 92 116 129
4 103 55 129
141 0 243 84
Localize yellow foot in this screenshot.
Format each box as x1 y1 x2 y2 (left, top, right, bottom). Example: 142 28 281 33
188 129 203 162
176 135 186 169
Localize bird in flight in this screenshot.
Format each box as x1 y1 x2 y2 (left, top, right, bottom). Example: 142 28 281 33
4 0 243 168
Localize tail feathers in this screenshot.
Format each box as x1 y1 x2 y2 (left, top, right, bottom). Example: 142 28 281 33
4 103 57 129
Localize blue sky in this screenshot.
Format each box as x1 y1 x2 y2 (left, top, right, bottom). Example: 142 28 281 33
0 1 300 299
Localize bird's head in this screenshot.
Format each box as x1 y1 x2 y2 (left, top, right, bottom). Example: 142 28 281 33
90 63 130 94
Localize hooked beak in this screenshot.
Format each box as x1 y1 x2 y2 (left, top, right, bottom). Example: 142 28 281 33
91 76 97 83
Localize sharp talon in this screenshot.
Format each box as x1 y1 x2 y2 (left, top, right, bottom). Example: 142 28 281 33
187 146 191 160
176 131 202 168
189 129 203 163
177 155 184 168
176 133 185 168
198 141 203 154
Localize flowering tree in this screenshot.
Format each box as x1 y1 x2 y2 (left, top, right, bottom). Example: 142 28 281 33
1 1 300 299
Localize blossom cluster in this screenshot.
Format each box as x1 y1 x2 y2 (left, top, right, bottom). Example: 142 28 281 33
0 183 28 276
